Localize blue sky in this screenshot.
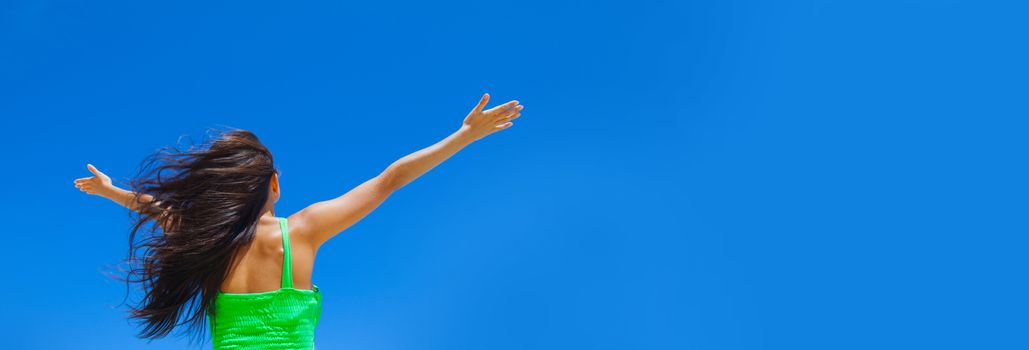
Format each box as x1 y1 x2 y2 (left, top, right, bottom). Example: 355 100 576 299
1 1 1026 349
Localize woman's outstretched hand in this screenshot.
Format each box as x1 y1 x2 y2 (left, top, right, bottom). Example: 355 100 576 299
74 163 115 197
74 164 165 219
459 93 523 141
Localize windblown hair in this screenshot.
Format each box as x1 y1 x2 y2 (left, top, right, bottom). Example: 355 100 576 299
124 129 277 340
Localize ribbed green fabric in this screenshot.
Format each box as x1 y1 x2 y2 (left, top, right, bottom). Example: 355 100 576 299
207 217 323 349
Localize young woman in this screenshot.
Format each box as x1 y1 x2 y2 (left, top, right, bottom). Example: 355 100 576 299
73 93 523 349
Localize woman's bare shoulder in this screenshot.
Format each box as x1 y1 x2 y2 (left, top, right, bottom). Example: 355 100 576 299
285 212 319 253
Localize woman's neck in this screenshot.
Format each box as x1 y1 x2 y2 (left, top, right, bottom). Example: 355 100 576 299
260 208 277 220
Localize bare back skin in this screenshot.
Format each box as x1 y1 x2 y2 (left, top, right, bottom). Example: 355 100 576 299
220 214 317 293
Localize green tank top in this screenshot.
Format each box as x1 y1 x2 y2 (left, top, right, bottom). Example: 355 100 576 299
207 217 323 349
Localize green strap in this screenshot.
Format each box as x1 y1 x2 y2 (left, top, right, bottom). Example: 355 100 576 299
279 217 294 289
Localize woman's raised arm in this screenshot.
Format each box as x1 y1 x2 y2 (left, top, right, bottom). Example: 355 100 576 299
290 93 523 249
74 163 176 233
74 164 163 215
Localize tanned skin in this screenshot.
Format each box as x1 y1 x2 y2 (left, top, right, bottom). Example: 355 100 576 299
74 93 523 293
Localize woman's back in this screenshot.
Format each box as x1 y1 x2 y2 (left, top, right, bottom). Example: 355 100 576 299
208 217 323 349
220 215 317 293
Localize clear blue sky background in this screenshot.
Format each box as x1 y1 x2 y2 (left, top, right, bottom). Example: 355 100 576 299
1 1 1026 349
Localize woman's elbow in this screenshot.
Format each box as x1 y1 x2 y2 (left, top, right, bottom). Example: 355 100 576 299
377 167 406 192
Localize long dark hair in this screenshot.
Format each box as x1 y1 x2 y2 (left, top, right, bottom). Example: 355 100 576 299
123 128 277 340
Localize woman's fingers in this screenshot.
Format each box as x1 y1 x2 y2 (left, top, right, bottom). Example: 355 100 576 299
494 121 514 131
494 105 523 121
496 112 521 124
86 163 105 177
485 100 519 115
491 103 522 132
74 175 98 194
77 183 99 194
473 93 491 113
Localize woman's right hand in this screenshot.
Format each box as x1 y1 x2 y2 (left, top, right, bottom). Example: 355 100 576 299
459 93 523 141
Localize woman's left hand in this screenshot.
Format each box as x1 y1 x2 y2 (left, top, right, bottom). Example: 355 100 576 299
74 163 116 197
